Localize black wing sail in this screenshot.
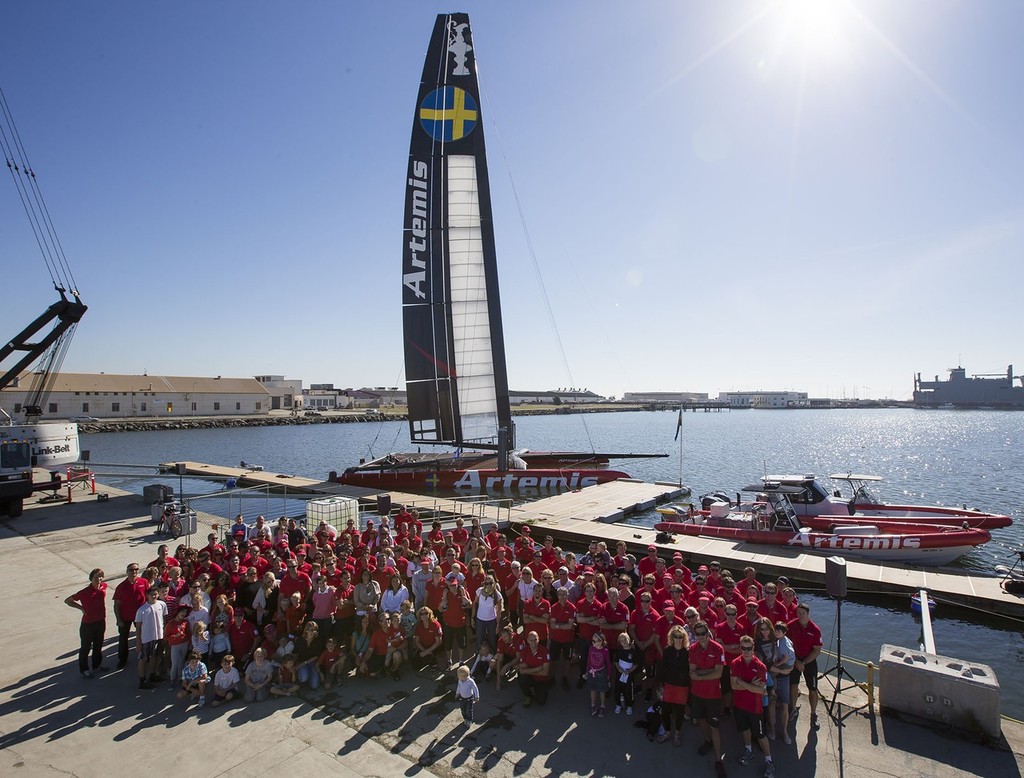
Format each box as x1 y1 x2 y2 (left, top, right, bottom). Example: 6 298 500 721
402 13 512 450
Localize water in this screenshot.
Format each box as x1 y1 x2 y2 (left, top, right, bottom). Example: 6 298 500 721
81 408 1024 716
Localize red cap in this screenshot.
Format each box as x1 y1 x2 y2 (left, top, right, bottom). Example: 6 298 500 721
647 544 657 551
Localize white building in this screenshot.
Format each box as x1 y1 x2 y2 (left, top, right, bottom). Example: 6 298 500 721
0 372 272 419
717 390 810 409
255 375 302 411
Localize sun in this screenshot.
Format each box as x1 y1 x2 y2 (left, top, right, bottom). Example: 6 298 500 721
780 0 857 65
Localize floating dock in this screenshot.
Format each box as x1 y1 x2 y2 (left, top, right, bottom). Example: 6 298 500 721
167 461 1024 618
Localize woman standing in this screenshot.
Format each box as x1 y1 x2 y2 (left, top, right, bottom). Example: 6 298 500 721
660 625 692 746
472 576 503 659
253 572 280 628
65 568 108 678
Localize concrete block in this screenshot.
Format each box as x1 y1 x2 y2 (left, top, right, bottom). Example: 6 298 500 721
880 643 1000 739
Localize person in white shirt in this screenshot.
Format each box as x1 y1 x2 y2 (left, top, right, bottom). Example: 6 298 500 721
134 587 167 690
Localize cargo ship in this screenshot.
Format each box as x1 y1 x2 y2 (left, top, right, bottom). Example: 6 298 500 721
913 364 1024 409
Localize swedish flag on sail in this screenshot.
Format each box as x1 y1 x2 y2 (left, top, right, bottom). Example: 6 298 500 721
419 87 478 142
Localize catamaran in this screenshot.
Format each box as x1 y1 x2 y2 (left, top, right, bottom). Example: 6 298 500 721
337 14 663 495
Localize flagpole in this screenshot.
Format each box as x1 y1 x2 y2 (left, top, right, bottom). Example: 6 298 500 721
675 403 683 487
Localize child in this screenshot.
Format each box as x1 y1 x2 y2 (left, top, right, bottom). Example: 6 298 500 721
317 637 346 689
455 664 480 724
284 592 306 634
470 640 494 680
385 611 406 681
191 620 211 662
177 650 210 707
614 631 641 715
270 654 300 697
211 654 240 707
399 599 417 662
586 632 612 717
209 623 231 668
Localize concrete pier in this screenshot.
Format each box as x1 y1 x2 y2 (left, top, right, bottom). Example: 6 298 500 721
1 484 1022 777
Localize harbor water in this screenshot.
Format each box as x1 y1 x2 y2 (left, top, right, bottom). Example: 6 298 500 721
82 408 1024 718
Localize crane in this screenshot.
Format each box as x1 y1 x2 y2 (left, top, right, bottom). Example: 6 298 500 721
0 85 88 517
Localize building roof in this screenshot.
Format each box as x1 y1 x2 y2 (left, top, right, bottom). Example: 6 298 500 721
2 372 269 395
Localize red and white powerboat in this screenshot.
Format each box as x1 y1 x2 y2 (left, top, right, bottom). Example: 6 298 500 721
759 473 1012 530
655 486 991 566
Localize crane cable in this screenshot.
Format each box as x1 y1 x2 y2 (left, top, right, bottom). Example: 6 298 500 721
0 85 79 295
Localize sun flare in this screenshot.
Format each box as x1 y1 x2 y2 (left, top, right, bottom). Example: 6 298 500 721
781 0 856 63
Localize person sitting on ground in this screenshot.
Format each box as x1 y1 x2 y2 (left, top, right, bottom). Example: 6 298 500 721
269 654 300 697
178 650 210 708
243 647 273 702
413 606 444 671
517 630 551 707
317 636 346 689
211 654 240 707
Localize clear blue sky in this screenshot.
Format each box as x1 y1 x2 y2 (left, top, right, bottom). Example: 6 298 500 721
3 1 1022 400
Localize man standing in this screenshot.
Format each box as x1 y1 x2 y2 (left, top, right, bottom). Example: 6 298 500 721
134 587 167 690
787 603 823 732
113 563 148 670
731 636 774 777
689 620 728 777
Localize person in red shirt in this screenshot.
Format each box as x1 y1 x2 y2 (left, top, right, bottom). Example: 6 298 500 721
513 527 535 564
740 600 762 636
731 637 774 777
517 630 551 706
721 578 747 611
539 536 558 570
147 544 179 571
758 583 789 625
65 568 108 678
439 573 471 667
451 518 470 547
113 562 149 670
574 582 602 688
741 567 764 599
229 610 260 668
689 620 726 773
667 552 693 585
483 524 501 551
522 586 551 644
548 587 577 690
787 603 823 732
412 606 444 670
279 559 313 603
716 605 747 715
494 624 523 690
630 590 663 699
599 587 630 648
636 546 661 578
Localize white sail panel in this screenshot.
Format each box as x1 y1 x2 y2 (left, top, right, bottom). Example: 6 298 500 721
447 154 498 443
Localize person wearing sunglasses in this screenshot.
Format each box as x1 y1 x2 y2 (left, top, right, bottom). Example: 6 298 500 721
730 636 774 777
689 621 727 776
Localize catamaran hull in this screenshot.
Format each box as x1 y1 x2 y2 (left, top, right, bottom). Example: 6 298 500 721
338 467 629 495
653 520 989 566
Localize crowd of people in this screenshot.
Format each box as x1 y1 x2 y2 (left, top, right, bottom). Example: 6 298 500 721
65 508 824 777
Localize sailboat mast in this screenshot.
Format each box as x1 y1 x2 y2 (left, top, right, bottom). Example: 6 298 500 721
402 13 512 451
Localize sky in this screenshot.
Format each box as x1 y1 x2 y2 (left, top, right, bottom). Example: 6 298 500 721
2 1 1023 401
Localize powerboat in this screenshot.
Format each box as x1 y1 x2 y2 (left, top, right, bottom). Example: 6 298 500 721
655 486 991 566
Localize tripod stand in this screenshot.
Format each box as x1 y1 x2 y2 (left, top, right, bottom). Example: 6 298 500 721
819 595 867 724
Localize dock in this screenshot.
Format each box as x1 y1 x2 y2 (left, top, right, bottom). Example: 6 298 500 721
3 477 1024 777
166 461 1024 618
516 509 1024 618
